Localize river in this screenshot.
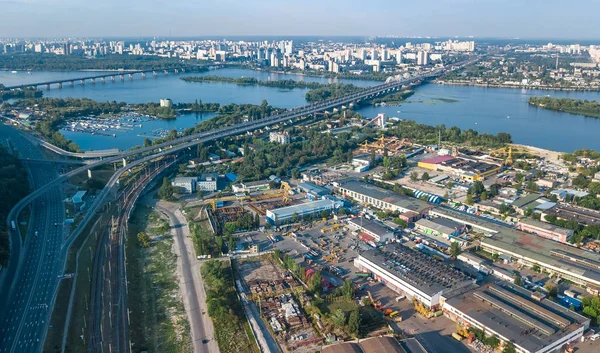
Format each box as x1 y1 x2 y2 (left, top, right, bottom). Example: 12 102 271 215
2 68 600 152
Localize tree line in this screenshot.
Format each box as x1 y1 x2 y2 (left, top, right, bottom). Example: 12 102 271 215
0 146 30 267
0 53 210 71
529 96 600 118
0 86 43 103
181 75 325 89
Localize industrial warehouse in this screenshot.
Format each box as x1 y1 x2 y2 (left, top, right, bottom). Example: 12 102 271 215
443 282 590 353
481 229 600 292
417 155 501 181
336 179 432 222
265 199 337 225
354 243 476 308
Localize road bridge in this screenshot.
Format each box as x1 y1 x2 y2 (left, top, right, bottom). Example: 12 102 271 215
2 67 190 90
2 59 475 352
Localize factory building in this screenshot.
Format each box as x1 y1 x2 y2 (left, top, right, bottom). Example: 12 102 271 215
414 218 466 239
297 182 330 201
516 218 574 244
481 228 600 293
354 243 475 308
347 218 395 245
418 156 501 181
266 199 337 225
443 282 589 353
232 180 271 193
336 180 432 223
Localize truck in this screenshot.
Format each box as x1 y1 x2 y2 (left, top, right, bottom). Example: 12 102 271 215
355 271 372 277
452 333 463 341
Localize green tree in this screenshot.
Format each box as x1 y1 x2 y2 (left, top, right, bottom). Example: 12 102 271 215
466 194 474 205
480 191 488 201
473 180 485 195
337 208 347 215
348 309 360 336
223 222 237 235
158 177 174 200
331 308 347 328
526 179 537 191
450 241 461 257
320 210 330 219
308 270 322 293
137 232 150 247
291 168 300 179
489 184 500 197
514 276 522 286
502 340 517 353
291 212 300 223
143 138 152 147
421 172 430 181
410 171 419 182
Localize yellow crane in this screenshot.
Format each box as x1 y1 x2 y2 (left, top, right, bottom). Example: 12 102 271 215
205 194 250 210
489 146 515 165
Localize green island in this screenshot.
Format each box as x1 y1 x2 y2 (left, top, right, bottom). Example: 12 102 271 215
0 146 30 267
529 96 600 118
370 90 414 105
181 75 324 89
181 75 384 104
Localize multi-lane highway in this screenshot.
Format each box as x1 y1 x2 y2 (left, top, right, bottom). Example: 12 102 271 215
0 124 66 353
0 60 473 353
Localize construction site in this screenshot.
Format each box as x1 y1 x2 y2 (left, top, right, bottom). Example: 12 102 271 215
235 256 322 353
358 135 415 156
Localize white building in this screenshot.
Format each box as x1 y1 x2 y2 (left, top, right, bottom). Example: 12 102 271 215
160 98 173 108
197 173 218 192
269 131 290 144
172 177 196 194
417 51 429 66
266 199 336 225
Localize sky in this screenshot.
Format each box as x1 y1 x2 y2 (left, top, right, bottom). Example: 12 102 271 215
0 0 599 39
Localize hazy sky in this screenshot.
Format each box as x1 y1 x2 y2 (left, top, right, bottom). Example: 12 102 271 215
1 0 599 39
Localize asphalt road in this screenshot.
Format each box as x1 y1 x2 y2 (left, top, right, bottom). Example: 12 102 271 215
154 201 219 353
0 124 66 353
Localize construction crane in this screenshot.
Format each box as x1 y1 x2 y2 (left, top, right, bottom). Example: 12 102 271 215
205 194 250 210
489 146 514 165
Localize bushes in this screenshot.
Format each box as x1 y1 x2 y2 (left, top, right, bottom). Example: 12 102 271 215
201 260 256 353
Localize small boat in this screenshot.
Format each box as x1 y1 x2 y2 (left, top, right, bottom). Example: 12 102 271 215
507 116 510 119
11 71 17 74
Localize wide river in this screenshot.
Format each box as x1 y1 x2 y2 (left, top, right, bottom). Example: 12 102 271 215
2 68 599 152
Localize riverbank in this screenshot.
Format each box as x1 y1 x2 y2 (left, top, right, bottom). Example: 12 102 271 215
435 80 600 92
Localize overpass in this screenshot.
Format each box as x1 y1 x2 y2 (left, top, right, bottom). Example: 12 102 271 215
9 63 458 233
2 67 190 90
2 59 475 352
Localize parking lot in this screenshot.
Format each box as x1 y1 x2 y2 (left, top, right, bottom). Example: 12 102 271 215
236 219 478 353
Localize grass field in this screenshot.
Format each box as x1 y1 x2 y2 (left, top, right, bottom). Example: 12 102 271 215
201 260 258 353
126 205 192 353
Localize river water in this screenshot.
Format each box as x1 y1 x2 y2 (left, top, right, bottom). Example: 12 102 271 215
2 68 599 152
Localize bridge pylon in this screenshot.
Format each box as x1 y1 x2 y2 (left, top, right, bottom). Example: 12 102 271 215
128 74 133 80
80 79 85 85
101 77 106 83
111 76 116 82
58 83 62 89
46 84 51 90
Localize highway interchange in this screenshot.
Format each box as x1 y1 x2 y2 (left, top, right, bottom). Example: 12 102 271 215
0 61 472 353
0 124 66 353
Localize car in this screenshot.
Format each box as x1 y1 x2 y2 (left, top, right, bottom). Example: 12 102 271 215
202 339 210 344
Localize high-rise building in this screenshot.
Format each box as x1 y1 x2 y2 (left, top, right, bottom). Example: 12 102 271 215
382 48 389 61
359 48 367 60
372 49 378 60
417 51 428 66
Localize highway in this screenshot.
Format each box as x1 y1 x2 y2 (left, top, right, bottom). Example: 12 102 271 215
0 60 472 353
0 124 66 353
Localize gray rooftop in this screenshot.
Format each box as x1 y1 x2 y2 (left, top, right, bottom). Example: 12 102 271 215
349 218 394 238
518 218 573 236
511 193 542 209
481 229 600 285
338 180 431 213
298 182 329 196
444 282 589 353
361 243 475 297
268 199 335 218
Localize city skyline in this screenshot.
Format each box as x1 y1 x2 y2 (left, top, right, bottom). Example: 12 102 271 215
1 0 600 39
